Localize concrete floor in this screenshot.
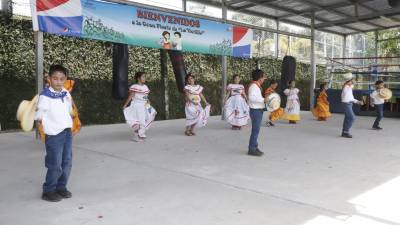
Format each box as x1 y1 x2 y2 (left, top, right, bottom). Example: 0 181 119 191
1 112 400 225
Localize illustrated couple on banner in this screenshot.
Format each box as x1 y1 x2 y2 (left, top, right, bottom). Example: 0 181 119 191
160 30 182 50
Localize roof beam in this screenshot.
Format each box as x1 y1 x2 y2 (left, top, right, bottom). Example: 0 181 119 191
230 1 364 32
346 24 400 35
299 0 385 29
226 0 247 5
277 0 375 19
190 0 348 36
316 7 400 29
229 0 278 10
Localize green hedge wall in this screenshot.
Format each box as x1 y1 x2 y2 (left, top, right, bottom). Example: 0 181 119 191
0 18 324 130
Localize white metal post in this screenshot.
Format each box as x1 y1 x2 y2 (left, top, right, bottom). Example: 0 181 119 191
182 0 187 12
34 31 44 139
34 31 44 95
221 0 227 120
275 20 279 58
310 12 316 109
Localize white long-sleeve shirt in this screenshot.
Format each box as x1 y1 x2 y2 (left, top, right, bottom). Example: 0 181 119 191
35 87 73 135
248 83 265 109
341 85 360 104
370 90 384 105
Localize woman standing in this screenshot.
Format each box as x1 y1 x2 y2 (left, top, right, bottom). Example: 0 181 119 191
184 73 211 136
282 80 301 124
123 72 157 142
224 75 249 130
341 73 364 138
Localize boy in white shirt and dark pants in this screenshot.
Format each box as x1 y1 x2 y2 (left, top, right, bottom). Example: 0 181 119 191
35 65 74 202
247 69 268 156
370 80 385 130
341 73 364 138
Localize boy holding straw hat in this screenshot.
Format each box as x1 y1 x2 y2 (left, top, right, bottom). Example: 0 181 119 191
370 80 391 130
35 65 74 202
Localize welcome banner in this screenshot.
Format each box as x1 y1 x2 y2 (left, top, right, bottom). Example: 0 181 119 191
30 0 252 58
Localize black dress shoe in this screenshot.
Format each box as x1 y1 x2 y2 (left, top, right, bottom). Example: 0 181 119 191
42 192 62 202
56 189 72 198
372 126 383 130
248 149 264 156
266 122 275 127
341 133 353 138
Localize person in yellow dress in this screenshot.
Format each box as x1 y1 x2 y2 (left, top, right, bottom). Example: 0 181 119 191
312 83 331 121
264 80 284 127
282 80 301 124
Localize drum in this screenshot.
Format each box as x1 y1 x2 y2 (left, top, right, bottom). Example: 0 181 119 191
189 94 201 104
265 93 281 112
378 88 392 100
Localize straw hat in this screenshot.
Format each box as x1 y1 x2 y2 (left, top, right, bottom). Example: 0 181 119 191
343 72 353 81
16 95 38 132
378 88 392 100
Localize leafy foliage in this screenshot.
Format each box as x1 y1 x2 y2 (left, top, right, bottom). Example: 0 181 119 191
1 18 324 130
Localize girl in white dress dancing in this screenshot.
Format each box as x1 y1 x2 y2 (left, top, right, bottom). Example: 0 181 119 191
224 75 249 130
123 72 157 142
282 80 301 124
184 73 211 136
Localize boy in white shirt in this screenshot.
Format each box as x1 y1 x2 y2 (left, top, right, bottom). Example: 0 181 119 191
247 69 269 156
35 65 74 202
341 73 364 138
370 80 385 130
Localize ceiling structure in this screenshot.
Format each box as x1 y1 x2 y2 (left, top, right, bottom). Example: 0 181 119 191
193 0 400 36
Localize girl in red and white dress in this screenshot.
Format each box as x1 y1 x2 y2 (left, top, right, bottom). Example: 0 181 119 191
184 73 211 136
123 72 157 142
224 75 249 130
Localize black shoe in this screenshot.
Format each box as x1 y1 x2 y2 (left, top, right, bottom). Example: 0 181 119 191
266 122 275 127
372 126 383 130
42 192 62 202
341 133 353 138
248 149 264 156
56 189 72 198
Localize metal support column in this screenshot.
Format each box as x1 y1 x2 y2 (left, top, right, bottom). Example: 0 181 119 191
182 0 187 12
160 49 169 120
309 12 316 109
34 31 44 95
275 20 279 58
221 0 228 120
374 30 379 60
342 35 347 59
34 31 44 139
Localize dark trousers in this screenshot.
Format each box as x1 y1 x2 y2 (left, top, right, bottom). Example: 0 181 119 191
248 108 264 152
373 104 384 128
342 103 355 134
43 128 73 193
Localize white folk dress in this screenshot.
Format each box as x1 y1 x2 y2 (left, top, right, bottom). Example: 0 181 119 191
224 84 249 126
282 88 301 121
184 84 211 128
123 84 157 138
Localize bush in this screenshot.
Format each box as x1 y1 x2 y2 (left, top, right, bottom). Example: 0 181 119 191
0 18 325 130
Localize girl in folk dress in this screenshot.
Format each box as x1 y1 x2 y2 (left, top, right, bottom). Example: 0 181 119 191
224 75 249 130
264 80 284 127
312 83 331 121
282 80 301 124
123 72 157 142
184 73 211 136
